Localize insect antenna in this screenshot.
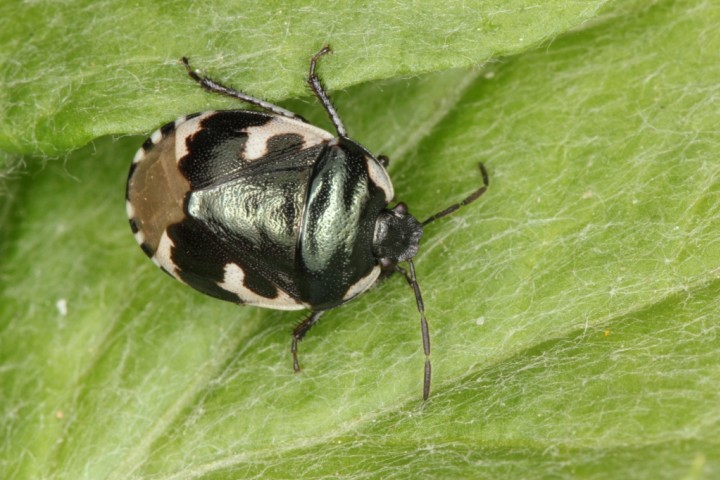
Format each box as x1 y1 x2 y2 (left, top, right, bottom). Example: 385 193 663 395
422 162 489 226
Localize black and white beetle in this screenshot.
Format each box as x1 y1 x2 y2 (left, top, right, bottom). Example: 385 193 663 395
126 46 488 400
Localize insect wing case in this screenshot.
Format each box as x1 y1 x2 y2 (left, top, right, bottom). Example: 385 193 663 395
128 110 334 309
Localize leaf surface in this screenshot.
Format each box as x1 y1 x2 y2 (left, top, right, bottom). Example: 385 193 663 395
2 0 720 479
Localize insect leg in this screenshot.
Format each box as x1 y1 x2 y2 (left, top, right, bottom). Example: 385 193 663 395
307 45 348 138
397 260 432 400
291 310 325 372
181 57 305 121
422 162 489 226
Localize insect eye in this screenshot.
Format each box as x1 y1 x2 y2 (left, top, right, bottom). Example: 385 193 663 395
379 257 394 269
392 202 409 216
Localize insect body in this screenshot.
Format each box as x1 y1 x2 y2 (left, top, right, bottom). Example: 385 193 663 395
126 46 488 400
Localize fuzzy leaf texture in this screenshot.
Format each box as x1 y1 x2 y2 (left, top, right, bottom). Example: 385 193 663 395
2 0 720 479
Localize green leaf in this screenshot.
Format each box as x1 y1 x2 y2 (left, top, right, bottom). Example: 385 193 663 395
3 0 720 479
0 0 608 156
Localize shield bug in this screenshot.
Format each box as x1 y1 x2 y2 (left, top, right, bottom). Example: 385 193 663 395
126 45 489 400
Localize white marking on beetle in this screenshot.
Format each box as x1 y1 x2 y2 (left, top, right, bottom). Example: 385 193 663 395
150 128 163 145
125 200 135 219
365 156 394 201
342 265 381 301
132 148 145 164
175 112 213 162
134 230 146 247
219 263 306 310
243 117 333 161
153 231 178 275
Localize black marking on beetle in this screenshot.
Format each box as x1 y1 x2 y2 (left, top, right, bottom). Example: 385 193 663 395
140 242 154 258
178 111 273 189
165 220 246 303
264 133 305 160
166 214 301 304
129 218 139 234
160 121 176 138
141 137 154 152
